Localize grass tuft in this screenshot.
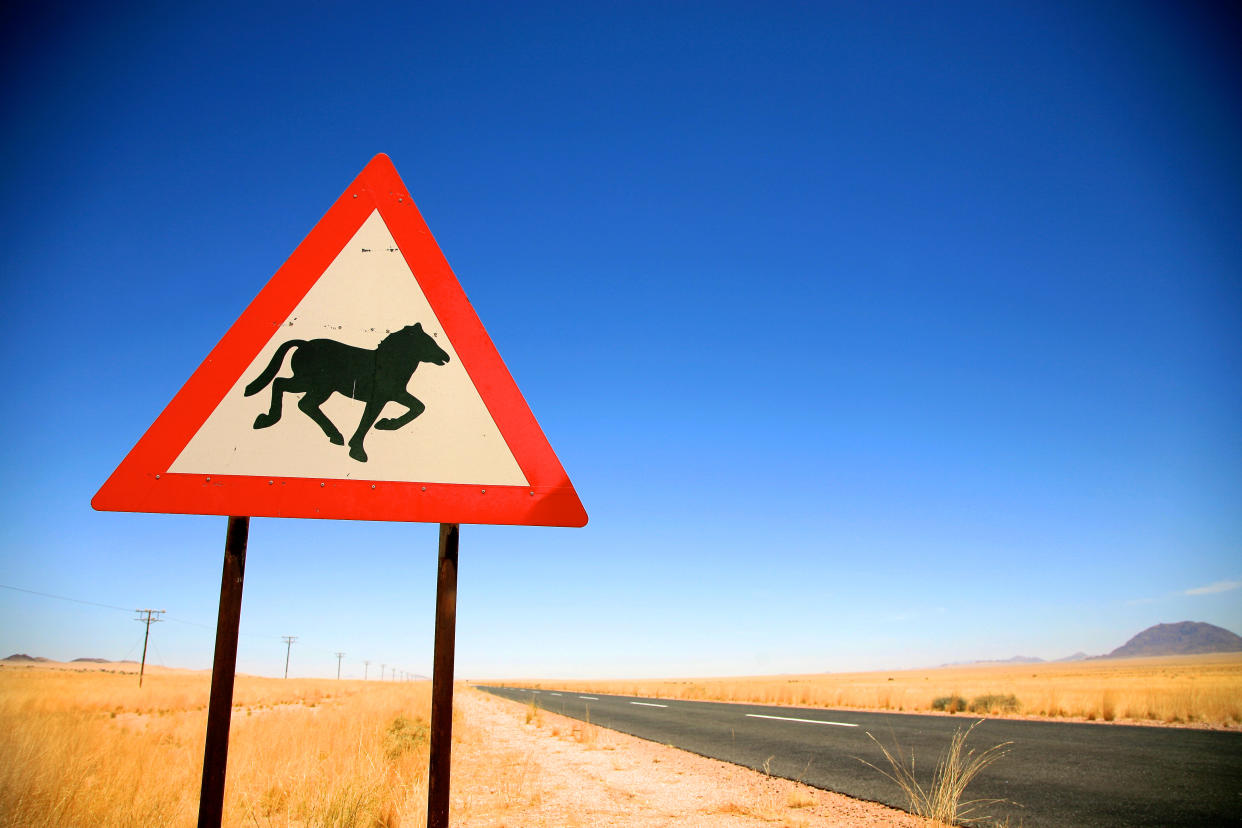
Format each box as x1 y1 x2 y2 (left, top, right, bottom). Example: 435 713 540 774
968 694 1020 714
931 694 969 713
384 715 429 759
859 720 1011 825
524 696 542 726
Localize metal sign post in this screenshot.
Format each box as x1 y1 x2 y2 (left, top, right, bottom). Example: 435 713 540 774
427 523 459 828
198 516 250 828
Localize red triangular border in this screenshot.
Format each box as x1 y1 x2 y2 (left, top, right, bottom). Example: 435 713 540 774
93 154 587 527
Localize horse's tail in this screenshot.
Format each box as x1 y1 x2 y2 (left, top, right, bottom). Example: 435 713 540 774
243 340 304 396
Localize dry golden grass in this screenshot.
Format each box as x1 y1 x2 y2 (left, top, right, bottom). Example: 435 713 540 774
520 652 1242 728
0 664 431 827
0 664 930 827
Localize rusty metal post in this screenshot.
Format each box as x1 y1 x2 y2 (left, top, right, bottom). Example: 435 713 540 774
198 516 250 828
427 523 459 828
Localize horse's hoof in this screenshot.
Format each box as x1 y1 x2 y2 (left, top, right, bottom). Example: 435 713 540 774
374 418 398 430
328 433 344 445
253 414 276 429
348 445 368 462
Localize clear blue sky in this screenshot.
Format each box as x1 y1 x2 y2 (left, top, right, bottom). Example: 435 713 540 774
1 2 1238 679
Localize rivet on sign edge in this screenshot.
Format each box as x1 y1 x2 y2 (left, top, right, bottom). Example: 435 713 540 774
481 489 487 494
155 474 160 479
371 485 376 489
320 482 325 487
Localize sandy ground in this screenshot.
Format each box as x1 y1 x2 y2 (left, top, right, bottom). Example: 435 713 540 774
452 688 926 827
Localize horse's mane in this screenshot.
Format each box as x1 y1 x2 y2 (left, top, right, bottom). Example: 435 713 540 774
376 325 423 356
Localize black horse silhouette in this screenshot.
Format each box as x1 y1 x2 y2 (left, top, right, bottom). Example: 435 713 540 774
244 323 450 462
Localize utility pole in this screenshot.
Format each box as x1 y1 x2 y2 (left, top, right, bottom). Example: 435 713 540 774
335 652 345 680
381 663 386 681
363 660 370 680
134 608 165 688
282 635 297 679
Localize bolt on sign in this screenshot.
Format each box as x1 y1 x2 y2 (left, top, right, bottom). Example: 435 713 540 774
93 153 586 527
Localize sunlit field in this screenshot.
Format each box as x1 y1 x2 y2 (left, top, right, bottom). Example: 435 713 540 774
0 664 570 827
523 653 1242 728
6 655 1239 827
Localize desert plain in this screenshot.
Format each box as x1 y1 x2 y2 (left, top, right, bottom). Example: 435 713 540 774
1 652 1238 826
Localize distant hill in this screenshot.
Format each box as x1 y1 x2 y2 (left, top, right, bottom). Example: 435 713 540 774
1055 652 1092 662
1106 622 1242 659
939 655 1045 667
979 655 1044 665
3 654 138 665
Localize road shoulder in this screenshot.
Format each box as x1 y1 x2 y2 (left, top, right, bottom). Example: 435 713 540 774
453 687 926 827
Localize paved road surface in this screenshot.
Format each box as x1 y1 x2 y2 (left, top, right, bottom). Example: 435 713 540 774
476 685 1242 827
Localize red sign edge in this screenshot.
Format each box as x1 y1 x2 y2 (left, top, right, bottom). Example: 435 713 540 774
92 154 587 528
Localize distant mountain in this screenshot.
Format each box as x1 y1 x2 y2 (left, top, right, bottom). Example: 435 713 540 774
986 655 1044 664
1055 652 1092 662
939 655 1045 667
1106 622 1242 659
3 654 138 665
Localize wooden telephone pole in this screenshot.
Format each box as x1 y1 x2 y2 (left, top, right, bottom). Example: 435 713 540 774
282 636 297 679
134 608 165 687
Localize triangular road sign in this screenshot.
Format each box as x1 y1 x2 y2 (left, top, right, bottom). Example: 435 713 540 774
93 154 587 527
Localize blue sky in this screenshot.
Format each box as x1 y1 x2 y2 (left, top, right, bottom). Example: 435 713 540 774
1 1 1238 679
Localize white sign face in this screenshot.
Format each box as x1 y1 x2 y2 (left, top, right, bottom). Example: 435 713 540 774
170 211 528 486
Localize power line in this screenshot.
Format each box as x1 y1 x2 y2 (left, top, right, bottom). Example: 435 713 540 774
0 583 132 612
2 583 425 679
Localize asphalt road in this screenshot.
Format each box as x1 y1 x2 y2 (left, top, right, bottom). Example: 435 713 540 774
476 685 1242 827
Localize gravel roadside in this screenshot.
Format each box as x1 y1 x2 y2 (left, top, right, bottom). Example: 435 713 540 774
452 687 926 827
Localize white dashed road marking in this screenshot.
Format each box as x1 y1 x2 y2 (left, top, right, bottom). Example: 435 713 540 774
630 701 669 708
745 714 858 727
578 696 599 700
